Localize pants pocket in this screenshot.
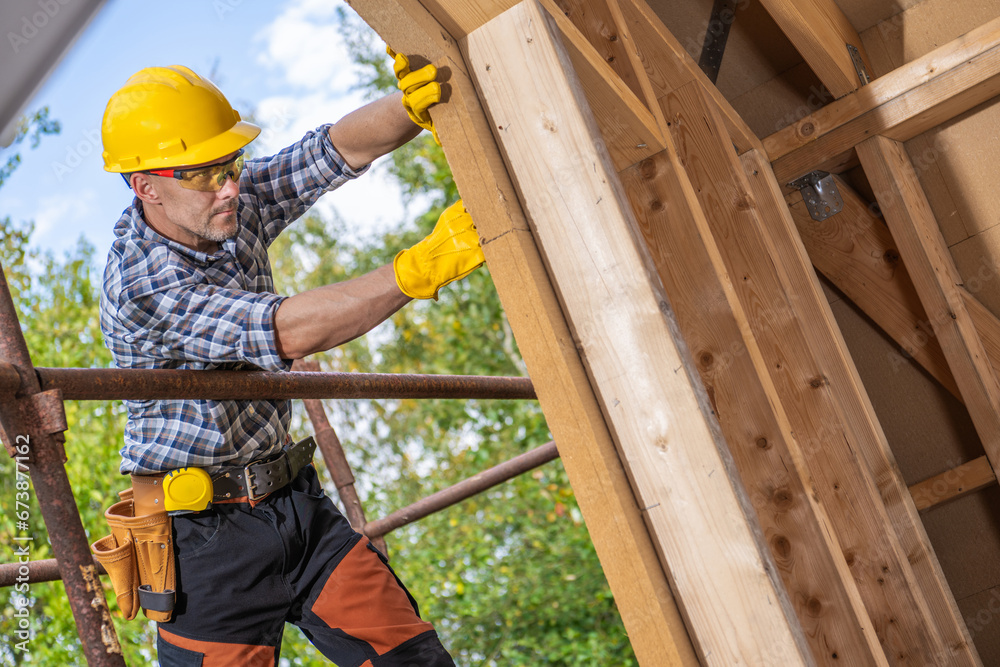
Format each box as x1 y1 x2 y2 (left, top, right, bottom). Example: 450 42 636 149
157 631 204 666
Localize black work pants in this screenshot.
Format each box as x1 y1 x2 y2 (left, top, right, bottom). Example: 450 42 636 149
156 465 455 667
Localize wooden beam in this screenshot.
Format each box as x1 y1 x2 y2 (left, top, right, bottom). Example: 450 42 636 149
465 2 813 663
616 0 764 154
740 149 982 667
787 178 961 399
757 0 872 98
662 80 975 664
538 0 666 169
788 177 1000 513
347 1 701 663
909 456 997 512
620 146 885 663
766 16 1000 185
858 134 1000 488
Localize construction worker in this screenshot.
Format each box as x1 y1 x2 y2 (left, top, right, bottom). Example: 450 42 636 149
95 60 479 666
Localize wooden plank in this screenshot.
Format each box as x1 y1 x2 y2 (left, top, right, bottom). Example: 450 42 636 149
909 456 997 512
616 0 764 154
663 80 969 664
858 134 1000 493
766 16 1000 185
465 3 813 663
787 178 962 399
757 0 872 98
619 148 885 664
538 0 666 169
347 1 701 664
740 149 982 666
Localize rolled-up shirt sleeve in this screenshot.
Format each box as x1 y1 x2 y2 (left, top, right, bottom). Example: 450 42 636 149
243 124 370 247
114 281 290 372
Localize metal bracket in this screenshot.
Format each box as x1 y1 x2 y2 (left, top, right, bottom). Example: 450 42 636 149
788 171 844 222
847 44 870 86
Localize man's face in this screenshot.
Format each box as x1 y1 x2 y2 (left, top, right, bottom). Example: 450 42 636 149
132 152 241 253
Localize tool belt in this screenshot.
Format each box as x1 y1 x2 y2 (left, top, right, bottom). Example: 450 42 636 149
91 437 316 621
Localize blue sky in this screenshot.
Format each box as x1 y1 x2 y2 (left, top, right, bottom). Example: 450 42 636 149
0 0 410 262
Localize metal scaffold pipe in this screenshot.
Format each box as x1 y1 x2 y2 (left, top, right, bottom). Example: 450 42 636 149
32 367 536 401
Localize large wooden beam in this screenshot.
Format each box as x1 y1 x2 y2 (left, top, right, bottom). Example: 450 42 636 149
619 143 885 664
347 1 701 663
740 150 981 667
757 0 872 98
765 16 1000 185
615 0 764 154
662 80 975 664
858 135 1000 484
465 2 813 663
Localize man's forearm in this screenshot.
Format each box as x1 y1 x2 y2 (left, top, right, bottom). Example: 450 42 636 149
273 264 411 360
328 92 422 170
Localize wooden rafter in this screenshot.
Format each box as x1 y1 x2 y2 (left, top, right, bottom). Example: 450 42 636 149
616 0 763 154
757 0 872 98
465 3 813 662
347 1 702 663
786 175 1000 513
765 16 1000 185
619 116 885 664
858 135 1000 484
658 78 973 663
538 0 665 169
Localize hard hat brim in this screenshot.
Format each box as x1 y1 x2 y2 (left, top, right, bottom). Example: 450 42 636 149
104 121 261 173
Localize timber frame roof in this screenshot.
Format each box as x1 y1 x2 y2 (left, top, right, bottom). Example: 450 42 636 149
349 0 1000 664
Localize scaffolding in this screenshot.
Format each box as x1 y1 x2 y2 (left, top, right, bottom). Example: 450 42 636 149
0 264 557 665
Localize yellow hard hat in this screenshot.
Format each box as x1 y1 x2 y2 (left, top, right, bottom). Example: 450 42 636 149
101 65 260 173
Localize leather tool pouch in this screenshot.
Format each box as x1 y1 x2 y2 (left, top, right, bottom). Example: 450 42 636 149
91 490 176 622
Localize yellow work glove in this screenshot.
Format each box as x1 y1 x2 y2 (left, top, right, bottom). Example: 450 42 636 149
394 199 485 300
388 46 442 144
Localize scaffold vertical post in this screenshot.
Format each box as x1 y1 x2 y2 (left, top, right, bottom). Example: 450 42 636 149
0 263 126 666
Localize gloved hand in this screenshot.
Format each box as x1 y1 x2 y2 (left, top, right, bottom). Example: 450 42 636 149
388 46 442 144
394 199 484 300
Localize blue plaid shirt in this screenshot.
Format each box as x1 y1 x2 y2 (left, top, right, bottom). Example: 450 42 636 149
100 125 368 474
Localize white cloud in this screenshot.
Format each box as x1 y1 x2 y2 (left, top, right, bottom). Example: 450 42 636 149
253 0 359 92
248 0 414 241
31 189 99 254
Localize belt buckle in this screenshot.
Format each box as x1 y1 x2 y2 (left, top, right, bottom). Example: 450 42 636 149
244 463 264 501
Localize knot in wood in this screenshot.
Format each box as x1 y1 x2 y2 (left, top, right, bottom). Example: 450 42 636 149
771 486 795 510
699 351 714 368
800 122 815 137
805 596 824 618
639 158 657 179
770 534 792 560
650 199 664 212
883 248 900 264
755 437 770 450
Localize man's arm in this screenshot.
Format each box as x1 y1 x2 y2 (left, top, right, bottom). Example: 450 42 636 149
273 264 410 360
327 93 422 171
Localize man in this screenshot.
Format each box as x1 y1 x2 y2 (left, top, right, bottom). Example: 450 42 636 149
97 62 479 665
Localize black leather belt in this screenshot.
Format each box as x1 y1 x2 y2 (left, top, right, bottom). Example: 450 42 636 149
211 436 316 501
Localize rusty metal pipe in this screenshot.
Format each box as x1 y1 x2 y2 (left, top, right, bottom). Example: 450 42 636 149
0 264 125 666
365 441 560 538
0 557 107 587
36 367 535 401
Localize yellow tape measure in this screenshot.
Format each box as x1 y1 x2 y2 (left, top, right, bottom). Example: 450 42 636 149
162 468 213 513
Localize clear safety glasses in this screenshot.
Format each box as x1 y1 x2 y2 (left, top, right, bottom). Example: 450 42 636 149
145 150 245 192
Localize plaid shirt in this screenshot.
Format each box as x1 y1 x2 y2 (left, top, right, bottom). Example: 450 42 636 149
100 125 368 474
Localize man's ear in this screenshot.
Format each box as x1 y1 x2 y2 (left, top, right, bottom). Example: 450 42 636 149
131 173 160 204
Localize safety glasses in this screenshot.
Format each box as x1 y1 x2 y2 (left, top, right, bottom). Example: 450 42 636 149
145 150 245 192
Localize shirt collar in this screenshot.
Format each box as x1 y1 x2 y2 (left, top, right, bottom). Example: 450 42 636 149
131 198 230 264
